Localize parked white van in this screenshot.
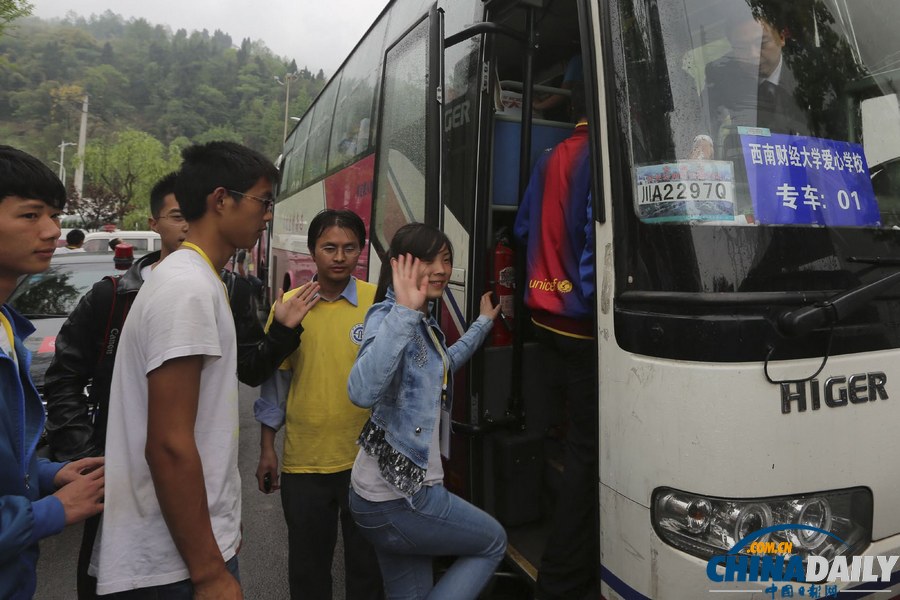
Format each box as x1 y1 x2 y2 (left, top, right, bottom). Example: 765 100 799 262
82 231 161 253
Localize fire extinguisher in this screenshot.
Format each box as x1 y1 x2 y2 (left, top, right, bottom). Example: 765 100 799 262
490 229 515 346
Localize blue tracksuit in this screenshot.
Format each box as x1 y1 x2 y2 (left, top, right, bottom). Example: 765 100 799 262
0 305 66 599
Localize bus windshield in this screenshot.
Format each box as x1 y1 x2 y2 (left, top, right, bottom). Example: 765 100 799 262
613 0 900 294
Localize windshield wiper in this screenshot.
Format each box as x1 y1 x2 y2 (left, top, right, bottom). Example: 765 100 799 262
847 256 900 266
777 269 900 337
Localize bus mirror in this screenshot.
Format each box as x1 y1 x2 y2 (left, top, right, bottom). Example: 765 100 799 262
861 94 900 168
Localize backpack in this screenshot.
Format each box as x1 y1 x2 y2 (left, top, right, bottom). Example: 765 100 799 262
97 275 134 369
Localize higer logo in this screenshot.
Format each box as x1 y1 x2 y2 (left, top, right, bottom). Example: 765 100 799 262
706 525 898 598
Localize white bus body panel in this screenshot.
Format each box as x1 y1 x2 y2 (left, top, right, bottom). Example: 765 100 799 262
596 215 900 598
271 183 326 258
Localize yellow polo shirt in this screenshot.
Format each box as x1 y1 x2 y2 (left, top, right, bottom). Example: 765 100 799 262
266 279 375 473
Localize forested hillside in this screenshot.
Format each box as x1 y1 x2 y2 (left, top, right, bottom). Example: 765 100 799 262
0 11 326 226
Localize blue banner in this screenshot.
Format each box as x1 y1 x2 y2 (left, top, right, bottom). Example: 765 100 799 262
740 132 880 226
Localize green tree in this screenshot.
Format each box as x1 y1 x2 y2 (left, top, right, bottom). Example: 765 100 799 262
0 10 328 162
0 0 31 37
194 126 243 145
82 128 168 226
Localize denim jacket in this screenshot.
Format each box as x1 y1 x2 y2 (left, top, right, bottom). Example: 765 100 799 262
348 288 492 495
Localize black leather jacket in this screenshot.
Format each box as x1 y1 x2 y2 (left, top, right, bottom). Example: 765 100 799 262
43 251 299 461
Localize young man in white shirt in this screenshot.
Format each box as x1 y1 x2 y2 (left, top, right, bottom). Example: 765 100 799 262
92 141 278 599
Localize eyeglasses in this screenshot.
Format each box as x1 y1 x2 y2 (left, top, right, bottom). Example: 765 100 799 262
318 244 361 257
158 212 186 223
226 189 275 213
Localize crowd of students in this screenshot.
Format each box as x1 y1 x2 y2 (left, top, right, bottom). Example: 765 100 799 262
0 142 512 600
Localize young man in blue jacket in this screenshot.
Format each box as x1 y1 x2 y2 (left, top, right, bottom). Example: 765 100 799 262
0 145 105 599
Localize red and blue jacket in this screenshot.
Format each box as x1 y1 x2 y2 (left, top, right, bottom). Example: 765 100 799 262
514 123 594 339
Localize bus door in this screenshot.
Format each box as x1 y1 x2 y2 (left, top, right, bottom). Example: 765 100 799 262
370 3 444 266
443 0 604 587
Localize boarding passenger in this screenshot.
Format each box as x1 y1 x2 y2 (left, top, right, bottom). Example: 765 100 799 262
514 85 598 600
90 142 278 599
255 209 383 600
44 172 188 598
45 170 307 598
533 53 582 120
0 145 105 600
347 223 506 600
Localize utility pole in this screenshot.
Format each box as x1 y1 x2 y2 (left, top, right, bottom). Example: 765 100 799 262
56 141 75 186
73 94 88 197
275 72 299 143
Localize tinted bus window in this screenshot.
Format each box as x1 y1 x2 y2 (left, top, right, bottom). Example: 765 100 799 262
372 17 430 250
442 1 484 233
302 78 341 186
384 0 432 48
328 17 389 171
281 117 311 198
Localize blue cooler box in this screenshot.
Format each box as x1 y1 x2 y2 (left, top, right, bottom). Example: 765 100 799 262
492 114 574 206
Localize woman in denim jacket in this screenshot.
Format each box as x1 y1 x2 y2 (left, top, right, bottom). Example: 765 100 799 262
348 223 507 599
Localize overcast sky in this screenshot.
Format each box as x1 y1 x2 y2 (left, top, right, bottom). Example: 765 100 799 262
31 0 390 76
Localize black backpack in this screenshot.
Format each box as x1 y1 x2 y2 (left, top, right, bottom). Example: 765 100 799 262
97 275 134 369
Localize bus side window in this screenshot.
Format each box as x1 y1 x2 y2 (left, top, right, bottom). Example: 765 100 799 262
372 16 431 250
286 118 312 197
328 17 388 171
302 78 341 186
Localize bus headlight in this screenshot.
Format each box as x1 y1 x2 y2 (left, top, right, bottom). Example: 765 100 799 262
652 487 871 562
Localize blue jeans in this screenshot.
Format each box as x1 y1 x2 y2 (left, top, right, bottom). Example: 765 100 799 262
105 556 240 599
349 485 507 600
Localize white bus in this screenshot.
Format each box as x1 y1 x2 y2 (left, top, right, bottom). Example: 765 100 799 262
270 0 900 596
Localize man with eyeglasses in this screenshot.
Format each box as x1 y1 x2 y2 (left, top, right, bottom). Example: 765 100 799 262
255 209 383 600
226 188 275 213
44 171 310 599
44 171 186 598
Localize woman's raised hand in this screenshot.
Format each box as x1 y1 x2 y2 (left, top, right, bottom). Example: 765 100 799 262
392 253 427 312
479 291 501 320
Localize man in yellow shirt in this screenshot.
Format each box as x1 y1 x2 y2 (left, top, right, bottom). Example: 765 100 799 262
254 209 382 600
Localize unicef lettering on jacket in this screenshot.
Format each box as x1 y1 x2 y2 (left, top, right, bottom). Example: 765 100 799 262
529 278 573 294
740 130 879 226
707 524 898 598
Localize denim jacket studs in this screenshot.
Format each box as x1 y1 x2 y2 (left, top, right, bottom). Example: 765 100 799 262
348 289 493 496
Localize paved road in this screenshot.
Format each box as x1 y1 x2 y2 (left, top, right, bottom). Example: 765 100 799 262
35 383 347 600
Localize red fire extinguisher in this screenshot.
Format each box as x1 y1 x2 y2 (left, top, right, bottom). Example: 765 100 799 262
490 230 515 346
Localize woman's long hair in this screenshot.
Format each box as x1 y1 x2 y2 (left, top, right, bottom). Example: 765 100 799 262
375 223 453 302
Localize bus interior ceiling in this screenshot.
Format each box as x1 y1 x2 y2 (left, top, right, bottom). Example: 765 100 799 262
490 0 581 85
471 0 587 583
485 0 583 236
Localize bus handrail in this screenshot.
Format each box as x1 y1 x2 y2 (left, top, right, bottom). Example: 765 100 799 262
498 80 571 98
445 22 526 48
